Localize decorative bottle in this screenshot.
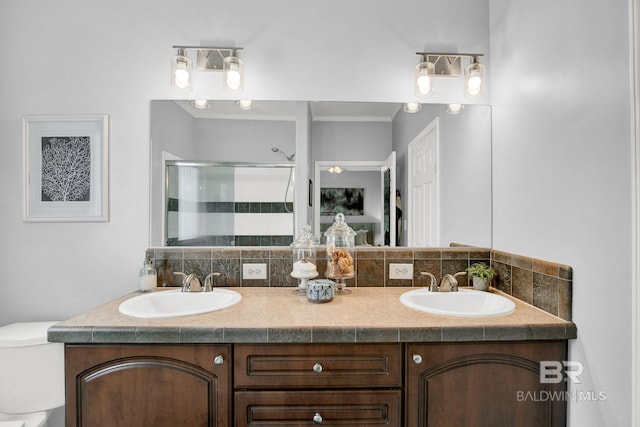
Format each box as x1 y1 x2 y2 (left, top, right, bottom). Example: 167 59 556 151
139 256 157 292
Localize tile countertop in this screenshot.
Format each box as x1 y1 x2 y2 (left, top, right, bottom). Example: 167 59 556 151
48 287 577 344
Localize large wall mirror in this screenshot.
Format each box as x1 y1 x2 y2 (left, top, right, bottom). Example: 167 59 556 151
150 100 492 248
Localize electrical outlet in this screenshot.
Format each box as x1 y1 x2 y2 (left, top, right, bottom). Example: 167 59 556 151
243 263 267 280
389 263 413 280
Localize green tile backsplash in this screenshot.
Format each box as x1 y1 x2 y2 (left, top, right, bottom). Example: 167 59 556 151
146 246 572 321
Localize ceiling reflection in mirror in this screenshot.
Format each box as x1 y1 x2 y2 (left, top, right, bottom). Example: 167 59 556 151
150 100 491 248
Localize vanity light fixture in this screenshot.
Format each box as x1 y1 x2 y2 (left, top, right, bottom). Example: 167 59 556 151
236 100 255 111
190 99 210 109
223 50 244 93
171 46 245 93
414 53 485 98
464 56 485 98
414 57 435 97
403 102 422 113
446 103 464 114
171 48 192 90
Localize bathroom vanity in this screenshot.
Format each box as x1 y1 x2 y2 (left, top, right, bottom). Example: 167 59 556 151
50 287 575 427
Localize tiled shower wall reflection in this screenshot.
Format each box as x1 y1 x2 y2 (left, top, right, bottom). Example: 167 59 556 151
147 246 572 320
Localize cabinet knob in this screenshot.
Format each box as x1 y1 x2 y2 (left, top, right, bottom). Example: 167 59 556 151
312 363 323 373
412 354 423 364
214 355 224 365
313 412 323 423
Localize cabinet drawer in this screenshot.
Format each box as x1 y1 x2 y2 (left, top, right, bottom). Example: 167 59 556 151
236 390 401 426
235 343 402 388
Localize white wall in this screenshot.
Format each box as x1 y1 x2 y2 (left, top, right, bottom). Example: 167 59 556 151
0 0 489 325
490 1 633 425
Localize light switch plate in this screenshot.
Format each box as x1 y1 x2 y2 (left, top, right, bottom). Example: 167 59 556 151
389 263 413 280
243 263 267 280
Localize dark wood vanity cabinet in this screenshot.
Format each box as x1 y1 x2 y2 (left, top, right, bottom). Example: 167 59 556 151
405 341 568 427
64 340 568 427
65 344 232 427
234 343 403 426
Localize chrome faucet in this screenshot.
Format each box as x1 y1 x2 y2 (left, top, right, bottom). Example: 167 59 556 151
440 274 458 292
439 272 468 292
421 271 467 292
173 271 220 292
173 272 202 292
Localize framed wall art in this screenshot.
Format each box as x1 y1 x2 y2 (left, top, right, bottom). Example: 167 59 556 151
23 114 109 222
320 187 364 216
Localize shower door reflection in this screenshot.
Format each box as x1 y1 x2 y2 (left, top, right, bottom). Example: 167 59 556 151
165 161 295 246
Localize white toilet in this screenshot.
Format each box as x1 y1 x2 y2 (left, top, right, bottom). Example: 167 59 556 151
0 322 65 427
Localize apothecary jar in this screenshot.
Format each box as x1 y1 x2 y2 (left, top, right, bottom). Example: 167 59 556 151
324 213 356 292
290 225 319 291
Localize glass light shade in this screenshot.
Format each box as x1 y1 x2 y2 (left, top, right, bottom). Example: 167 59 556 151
464 62 485 98
403 102 422 113
415 61 435 97
446 103 464 114
223 56 244 93
171 51 192 91
236 99 254 110
191 99 210 109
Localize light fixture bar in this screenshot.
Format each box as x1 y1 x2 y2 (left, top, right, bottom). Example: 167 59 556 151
416 52 483 58
172 46 244 71
415 53 483 77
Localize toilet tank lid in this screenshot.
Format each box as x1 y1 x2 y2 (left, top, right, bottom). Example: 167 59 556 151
0 321 60 347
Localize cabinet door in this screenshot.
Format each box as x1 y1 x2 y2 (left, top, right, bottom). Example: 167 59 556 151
65 344 231 427
406 341 567 427
236 390 401 426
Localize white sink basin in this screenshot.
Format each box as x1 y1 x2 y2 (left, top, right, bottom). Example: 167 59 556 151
119 289 242 319
400 288 515 317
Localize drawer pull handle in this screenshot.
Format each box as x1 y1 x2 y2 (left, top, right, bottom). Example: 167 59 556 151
312 363 323 373
412 354 423 364
313 413 323 423
214 355 224 365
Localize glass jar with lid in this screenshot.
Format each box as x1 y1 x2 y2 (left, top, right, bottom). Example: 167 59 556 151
290 225 319 292
324 213 356 293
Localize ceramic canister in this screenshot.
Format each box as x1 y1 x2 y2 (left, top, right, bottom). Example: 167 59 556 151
306 279 335 303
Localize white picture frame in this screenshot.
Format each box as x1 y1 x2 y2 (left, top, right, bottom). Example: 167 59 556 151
23 114 109 222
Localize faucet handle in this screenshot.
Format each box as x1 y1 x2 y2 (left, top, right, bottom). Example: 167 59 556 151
453 271 467 288
173 272 187 288
420 272 438 292
203 272 221 292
